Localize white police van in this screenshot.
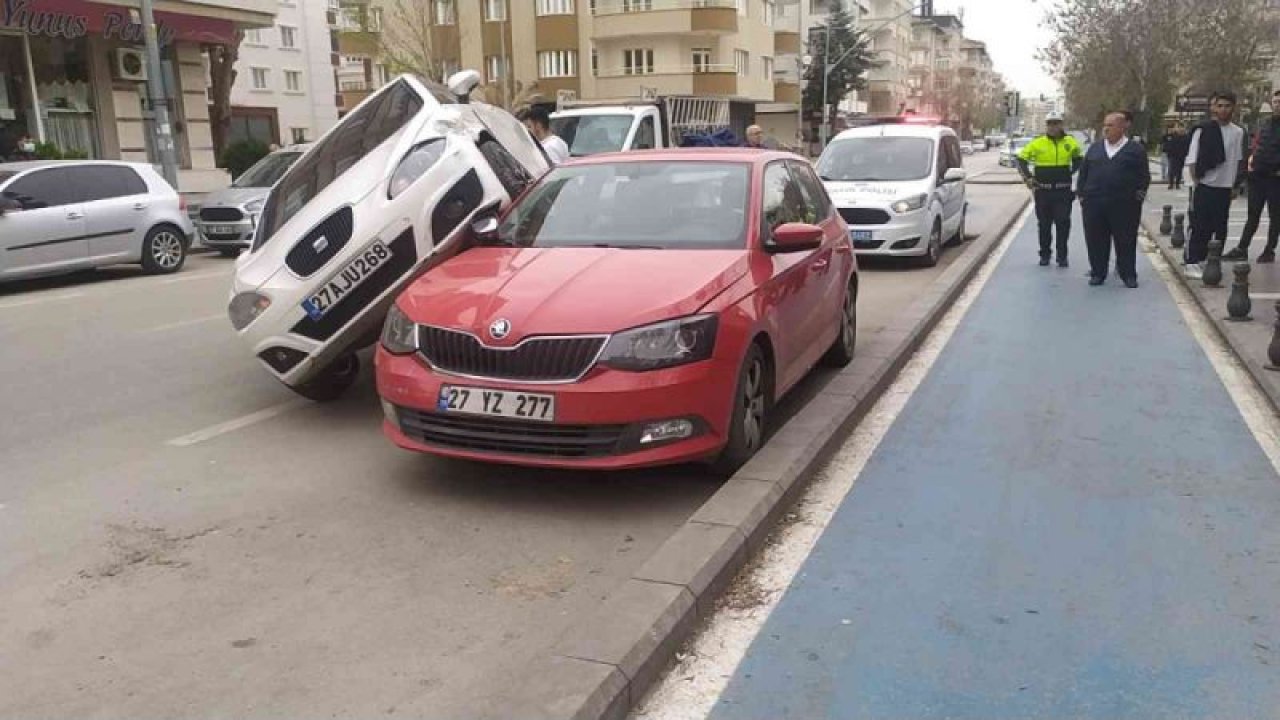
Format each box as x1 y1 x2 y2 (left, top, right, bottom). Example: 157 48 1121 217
816 118 967 267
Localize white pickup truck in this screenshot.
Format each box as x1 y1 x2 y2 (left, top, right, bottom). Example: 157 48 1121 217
549 96 746 156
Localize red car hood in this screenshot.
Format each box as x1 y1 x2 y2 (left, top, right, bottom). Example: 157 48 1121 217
399 247 750 342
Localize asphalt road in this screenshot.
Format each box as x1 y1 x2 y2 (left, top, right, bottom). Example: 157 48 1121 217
0 151 1019 718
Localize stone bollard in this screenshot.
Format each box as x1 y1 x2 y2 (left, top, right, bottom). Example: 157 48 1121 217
1268 301 1280 371
1227 263 1253 321
1160 205 1173 235
1204 238 1224 287
1171 213 1186 248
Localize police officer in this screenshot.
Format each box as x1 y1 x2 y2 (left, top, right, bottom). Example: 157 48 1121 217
1017 111 1084 267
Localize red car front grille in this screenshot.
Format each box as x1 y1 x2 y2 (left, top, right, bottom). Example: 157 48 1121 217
417 326 606 382
396 408 625 458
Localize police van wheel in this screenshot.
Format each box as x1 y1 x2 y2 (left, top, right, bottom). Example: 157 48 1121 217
919 220 942 268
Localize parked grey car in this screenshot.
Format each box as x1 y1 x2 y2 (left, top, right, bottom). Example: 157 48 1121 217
191 144 311 257
0 160 194 283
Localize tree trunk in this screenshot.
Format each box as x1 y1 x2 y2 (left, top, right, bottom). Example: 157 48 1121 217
207 31 243 164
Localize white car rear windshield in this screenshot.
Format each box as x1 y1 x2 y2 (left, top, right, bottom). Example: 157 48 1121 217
255 80 427 248
817 137 934 182
497 161 749 250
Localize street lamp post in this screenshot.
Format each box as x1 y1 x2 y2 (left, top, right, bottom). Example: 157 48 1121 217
139 0 179 189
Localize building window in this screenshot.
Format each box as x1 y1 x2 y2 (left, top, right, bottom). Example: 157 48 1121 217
285 70 302 91
623 48 654 75
339 7 362 29
692 48 711 73
623 0 652 10
291 127 308 144
279 25 297 49
537 0 574 14
484 0 507 21
591 46 598 76
369 7 384 30
441 58 460 81
735 49 749 77
244 28 264 45
485 55 508 82
538 50 578 78
376 63 390 86
434 0 456 24
763 56 773 81
764 0 775 24
251 67 270 90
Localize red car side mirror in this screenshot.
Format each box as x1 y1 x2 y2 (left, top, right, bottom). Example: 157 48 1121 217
769 223 823 253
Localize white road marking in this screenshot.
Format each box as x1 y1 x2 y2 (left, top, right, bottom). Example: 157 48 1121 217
0 291 86 310
166 398 311 448
141 314 225 334
160 269 231 285
1145 235 1280 472
631 205 1032 720
1250 293 1280 301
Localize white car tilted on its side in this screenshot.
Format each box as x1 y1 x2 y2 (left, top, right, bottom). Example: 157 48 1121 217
228 71 550 401
817 119 967 267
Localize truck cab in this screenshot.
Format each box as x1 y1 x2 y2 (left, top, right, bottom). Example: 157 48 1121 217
550 105 664 157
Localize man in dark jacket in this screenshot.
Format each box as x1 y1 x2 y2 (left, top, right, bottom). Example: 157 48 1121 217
1161 123 1190 190
1224 89 1280 262
1077 111 1151 288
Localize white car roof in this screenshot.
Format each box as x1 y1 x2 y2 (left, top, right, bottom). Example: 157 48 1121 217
0 159 156 172
830 124 955 142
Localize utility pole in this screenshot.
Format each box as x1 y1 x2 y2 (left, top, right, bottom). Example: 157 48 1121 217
140 0 179 189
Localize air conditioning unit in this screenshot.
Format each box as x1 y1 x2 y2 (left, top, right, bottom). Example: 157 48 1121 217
113 48 148 82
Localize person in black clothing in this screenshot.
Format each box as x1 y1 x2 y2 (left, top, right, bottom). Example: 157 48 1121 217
1224 89 1280 263
0 121 16 161
1077 111 1151 288
1161 123 1190 190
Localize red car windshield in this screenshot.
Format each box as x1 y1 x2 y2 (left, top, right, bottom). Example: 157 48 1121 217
497 161 750 250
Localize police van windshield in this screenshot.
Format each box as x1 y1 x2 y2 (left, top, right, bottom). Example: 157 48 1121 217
817 137 934 182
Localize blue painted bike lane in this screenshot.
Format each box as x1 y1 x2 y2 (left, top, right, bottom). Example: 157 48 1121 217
710 215 1280 719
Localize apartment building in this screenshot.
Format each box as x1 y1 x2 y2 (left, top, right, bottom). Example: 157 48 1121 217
862 0 912 114
336 0 797 142
226 0 339 151
1 0 277 190
906 13 961 119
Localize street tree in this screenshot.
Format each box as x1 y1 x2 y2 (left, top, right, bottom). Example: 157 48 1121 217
207 30 244 157
803 0 875 124
1178 0 1280 125
379 0 440 81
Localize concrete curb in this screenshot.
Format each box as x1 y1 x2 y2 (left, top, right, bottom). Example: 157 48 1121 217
490 195 1032 720
1141 217 1280 418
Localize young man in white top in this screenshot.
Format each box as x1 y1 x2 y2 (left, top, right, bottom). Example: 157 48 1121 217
520 106 570 165
1186 91 1246 266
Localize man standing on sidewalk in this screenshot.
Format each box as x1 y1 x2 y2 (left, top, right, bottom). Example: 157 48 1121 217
1078 112 1151 288
1161 124 1190 190
1224 89 1280 263
1186 92 1245 267
1017 112 1083 267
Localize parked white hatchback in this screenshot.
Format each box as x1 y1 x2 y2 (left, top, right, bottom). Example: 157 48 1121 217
818 119 967 267
0 160 193 282
228 72 550 402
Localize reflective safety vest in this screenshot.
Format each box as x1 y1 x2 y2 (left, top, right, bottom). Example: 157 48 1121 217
1017 134 1083 190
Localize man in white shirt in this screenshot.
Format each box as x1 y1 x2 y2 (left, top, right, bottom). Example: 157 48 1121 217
1186 92 1245 265
520 106 570 165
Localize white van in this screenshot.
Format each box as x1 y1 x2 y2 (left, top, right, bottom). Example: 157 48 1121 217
817 120 967 267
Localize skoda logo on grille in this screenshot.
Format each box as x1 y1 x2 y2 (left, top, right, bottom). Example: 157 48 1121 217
489 318 512 340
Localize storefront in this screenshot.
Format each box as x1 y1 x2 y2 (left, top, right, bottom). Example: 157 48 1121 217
0 0 273 191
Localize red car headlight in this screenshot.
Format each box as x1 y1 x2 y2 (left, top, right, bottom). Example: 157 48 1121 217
380 303 418 355
598 315 718 372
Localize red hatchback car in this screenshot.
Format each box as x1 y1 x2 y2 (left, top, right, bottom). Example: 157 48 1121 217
375 149 857 473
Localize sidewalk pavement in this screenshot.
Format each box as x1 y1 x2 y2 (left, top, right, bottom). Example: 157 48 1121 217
707 210 1280 719
1141 182 1280 426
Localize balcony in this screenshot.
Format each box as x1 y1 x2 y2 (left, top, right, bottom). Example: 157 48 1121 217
773 79 800 104
773 3 801 55
594 64 738 98
592 0 738 39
